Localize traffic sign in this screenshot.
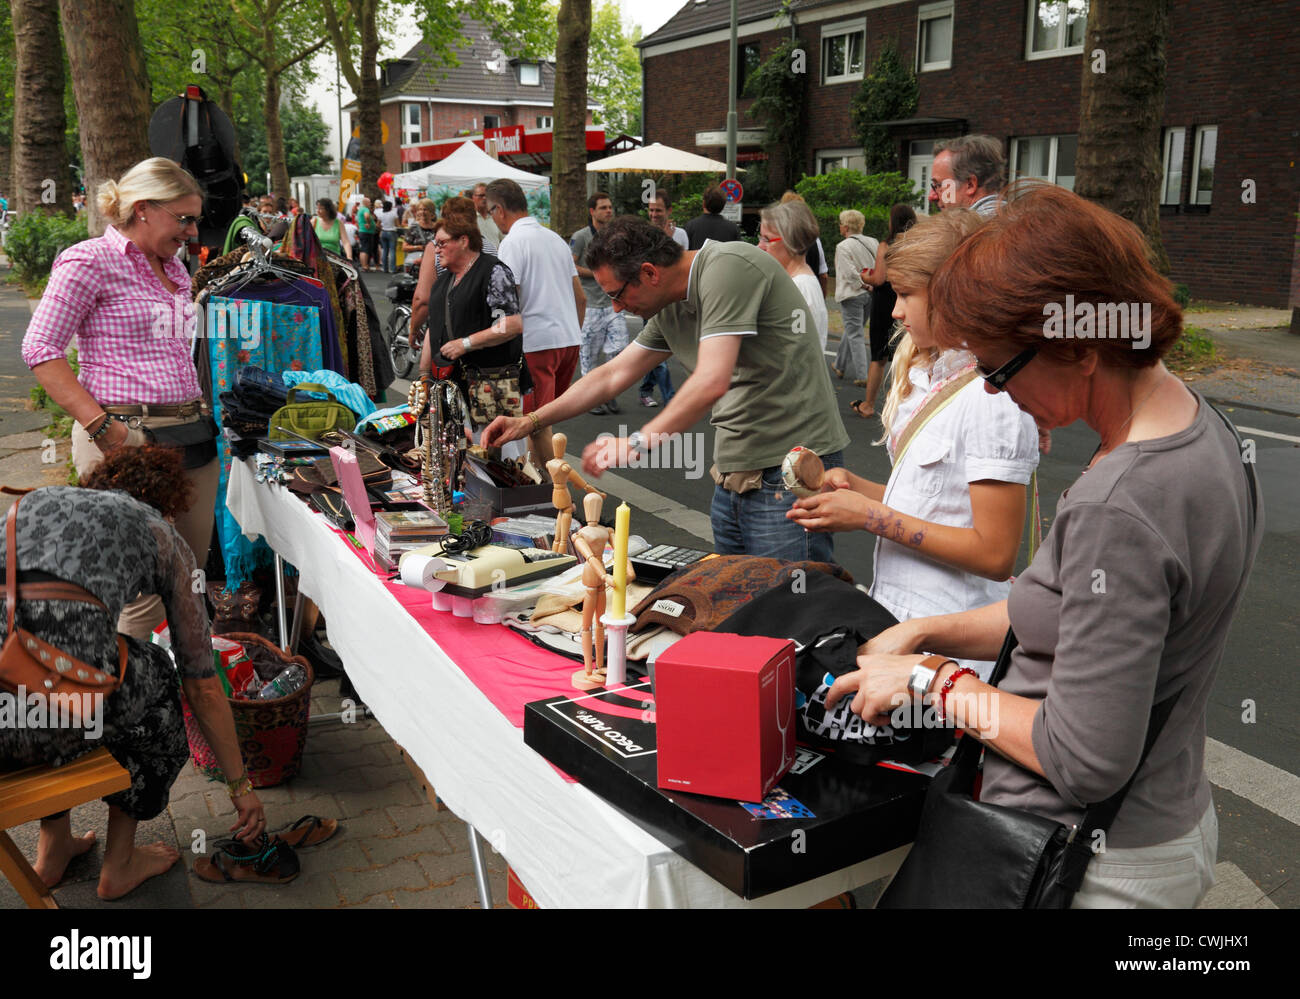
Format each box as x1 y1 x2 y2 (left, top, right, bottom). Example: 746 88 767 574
720 178 743 203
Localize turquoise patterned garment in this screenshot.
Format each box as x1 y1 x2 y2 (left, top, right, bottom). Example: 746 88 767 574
208 296 323 586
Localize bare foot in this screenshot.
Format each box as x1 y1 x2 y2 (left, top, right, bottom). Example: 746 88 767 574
35 830 97 887
97 842 180 900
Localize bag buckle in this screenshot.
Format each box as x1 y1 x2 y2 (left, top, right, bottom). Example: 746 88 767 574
111 414 145 429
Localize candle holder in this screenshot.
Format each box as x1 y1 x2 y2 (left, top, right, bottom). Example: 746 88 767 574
600 611 637 687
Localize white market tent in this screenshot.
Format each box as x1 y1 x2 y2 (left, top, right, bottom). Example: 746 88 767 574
586 142 742 174
392 141 550 192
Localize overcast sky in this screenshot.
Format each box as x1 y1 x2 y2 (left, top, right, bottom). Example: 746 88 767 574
305 0 690 171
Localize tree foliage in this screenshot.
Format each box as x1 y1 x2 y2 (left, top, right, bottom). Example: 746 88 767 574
587 2 640 137
744 36 808 190
850 38 917 173
239 103 332 194
794 169 921 211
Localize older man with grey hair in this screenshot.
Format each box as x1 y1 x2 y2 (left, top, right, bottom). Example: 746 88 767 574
930 135 1006 217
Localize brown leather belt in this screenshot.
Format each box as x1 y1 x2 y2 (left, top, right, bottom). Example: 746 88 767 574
2 582 108 609
104 401 205 419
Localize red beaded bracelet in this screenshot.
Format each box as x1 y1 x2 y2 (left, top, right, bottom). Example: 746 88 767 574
937 666 979 723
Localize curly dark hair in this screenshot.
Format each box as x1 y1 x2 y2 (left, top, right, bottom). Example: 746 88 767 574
585 216 684 284
80 444 195 518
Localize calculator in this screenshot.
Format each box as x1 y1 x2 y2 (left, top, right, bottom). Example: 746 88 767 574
630 544 717 583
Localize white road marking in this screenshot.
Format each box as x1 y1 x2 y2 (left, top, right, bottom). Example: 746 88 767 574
1205 738 1300 826
1238 425 1300 444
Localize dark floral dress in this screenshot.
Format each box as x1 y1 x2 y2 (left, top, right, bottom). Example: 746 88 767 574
0 488 215 820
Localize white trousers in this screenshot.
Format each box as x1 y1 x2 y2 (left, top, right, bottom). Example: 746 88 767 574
1071 801 1218 908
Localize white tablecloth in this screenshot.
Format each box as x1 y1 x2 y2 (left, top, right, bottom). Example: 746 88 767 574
227 459 905 907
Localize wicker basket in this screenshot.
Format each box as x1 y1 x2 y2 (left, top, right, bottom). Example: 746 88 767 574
182 632 314 788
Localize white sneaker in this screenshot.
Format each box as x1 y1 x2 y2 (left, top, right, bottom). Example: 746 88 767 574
639 395 658 408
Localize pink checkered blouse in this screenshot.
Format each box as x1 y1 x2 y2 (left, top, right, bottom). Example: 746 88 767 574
22 225 203 405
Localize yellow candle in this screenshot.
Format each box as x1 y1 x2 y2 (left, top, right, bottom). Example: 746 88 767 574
612 501 630 618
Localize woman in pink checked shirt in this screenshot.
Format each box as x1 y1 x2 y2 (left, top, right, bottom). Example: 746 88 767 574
22 157 220 640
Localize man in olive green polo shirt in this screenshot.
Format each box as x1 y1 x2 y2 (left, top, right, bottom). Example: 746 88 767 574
482 216 848 561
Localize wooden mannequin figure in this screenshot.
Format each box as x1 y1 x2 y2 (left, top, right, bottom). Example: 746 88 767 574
571 491 612 690
548 431 604 554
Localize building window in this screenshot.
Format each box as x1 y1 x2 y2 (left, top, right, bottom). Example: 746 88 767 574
483 114 500 131
1161 127 1185 205
1190 125 1217 205
519 63 540 86
917 2 953 72
1026 0 1088 59
821 20 865 84
402 103 421 146
1010 134 1078 191
535 115 552 129
817 148 866 174
737 42 761 99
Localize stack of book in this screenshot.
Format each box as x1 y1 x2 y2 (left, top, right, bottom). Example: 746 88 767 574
374 509 449 568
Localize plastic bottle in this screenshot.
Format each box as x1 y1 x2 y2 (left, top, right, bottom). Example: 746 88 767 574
257 664 307 700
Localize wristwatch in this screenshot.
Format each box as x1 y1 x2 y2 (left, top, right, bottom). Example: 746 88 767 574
461 336 473 352
908 654 954 700
626 430 649 456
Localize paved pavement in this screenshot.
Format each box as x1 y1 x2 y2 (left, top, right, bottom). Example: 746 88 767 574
1 270 1295 909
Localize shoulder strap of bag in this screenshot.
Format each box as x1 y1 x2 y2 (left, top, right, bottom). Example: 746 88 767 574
6 495 20 636
891 368 977 467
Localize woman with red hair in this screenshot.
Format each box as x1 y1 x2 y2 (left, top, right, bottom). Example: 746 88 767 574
827 183 1262 908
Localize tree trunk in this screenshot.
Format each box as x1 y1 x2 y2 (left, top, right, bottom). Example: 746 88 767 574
59 0 152 236
1074 0 1170 272
263 65 289 198
356 0 384 200
10 0 71 216
551 0 591 235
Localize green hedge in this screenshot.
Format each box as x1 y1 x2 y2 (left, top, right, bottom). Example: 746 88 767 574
792 169 920 274
4 212 90 293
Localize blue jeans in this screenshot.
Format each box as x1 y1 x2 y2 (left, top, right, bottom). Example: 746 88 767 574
639 362 675 401
710 450 843 563
379 230 397 273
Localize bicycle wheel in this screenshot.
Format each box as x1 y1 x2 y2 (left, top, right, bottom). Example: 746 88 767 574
388 307 414 378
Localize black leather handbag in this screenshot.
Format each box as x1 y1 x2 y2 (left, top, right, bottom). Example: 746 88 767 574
876 629 1180 909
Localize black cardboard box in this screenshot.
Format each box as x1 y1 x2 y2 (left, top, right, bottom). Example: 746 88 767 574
523 681 928 900
462 463 553 518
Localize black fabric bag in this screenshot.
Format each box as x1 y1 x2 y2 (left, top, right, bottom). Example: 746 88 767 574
876 629 1180 909
145 416 220 469
713 570 954 765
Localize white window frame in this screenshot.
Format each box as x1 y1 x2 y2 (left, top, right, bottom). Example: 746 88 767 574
535 115 553 129
402 103 421 146
821 19 866 85
519 62 540 86
1190 125 1217 205
1160 127 1186 205
816 147 866 174
917 2 954 73
1009 134 1077 190
1025 0 1089 61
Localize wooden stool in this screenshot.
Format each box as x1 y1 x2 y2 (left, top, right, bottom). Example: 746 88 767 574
0 748 130 908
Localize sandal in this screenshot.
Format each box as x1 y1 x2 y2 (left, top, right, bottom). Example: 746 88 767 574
194 835 301 885
273 814 340 849
849 400 874 419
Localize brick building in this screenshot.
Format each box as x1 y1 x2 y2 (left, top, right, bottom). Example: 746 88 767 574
639 0 1300 312
344 22 601 176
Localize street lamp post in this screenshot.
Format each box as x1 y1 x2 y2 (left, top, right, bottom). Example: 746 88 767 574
726 0 738 180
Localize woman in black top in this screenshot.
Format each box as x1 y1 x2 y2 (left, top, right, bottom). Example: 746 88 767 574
410 214 528 436
856 204 917 418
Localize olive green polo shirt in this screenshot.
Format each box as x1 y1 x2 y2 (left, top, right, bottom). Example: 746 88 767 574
636 241 848 473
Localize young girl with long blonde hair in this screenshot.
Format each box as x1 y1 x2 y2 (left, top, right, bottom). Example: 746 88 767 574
788 209 1039 678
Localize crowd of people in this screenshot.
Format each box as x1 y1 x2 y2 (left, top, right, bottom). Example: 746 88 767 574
1 132 1262 910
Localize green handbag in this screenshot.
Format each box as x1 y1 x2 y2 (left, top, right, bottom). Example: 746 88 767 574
267 384 356 441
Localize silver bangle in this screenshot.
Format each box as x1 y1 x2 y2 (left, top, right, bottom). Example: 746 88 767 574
461 336 473 352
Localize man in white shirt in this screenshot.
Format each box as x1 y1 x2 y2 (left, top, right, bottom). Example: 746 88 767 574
647 190 688 249
487 178 585 459
473 182 503 245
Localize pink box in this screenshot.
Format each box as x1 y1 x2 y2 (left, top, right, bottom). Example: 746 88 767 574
654 632 796 802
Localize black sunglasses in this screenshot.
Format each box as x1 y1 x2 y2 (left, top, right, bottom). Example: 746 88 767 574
976 347 1038 391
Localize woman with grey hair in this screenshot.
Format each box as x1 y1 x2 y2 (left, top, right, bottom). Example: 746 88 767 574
758 200 829 351
832 208 877 387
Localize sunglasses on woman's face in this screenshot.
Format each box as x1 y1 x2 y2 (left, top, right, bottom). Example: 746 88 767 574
976 346 1038 391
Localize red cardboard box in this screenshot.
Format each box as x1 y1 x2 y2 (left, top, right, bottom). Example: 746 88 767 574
654 632 797 802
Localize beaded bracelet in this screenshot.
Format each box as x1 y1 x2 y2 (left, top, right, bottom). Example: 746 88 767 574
528 412 541 432
226 773 254 799
936 666 979 723
85 413 114 441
